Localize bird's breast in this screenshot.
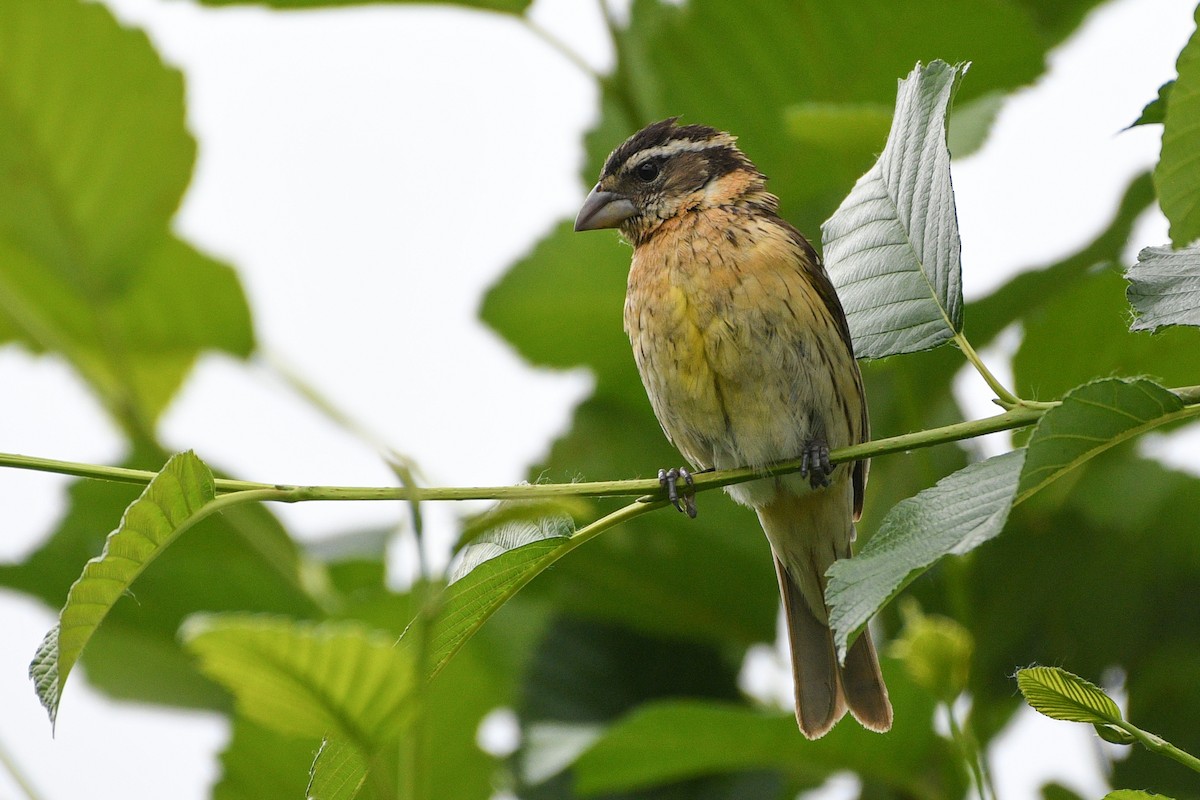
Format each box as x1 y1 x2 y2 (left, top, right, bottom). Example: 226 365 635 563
623 212 851 483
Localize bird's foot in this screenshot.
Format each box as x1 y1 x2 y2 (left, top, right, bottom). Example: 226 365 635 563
800 440 833 489
658 467 697 518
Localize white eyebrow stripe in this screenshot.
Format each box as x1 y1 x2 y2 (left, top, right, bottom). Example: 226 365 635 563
624 135 737 166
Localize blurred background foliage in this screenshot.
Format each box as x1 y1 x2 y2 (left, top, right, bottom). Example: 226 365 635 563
2 0 1199 797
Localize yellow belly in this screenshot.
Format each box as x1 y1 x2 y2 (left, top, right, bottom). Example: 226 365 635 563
622 212 863 506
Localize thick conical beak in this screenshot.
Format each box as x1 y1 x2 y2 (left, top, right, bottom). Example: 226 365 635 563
574 185 636 232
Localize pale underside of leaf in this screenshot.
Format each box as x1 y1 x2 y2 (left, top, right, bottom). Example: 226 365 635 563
822 60 966 359
826 378 1189 662
826 449 1024 660
1126 244 1200 332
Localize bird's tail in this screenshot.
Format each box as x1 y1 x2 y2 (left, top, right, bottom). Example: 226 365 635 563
757 489 892 739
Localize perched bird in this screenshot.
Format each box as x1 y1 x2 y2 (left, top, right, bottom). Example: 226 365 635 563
574 118 892 738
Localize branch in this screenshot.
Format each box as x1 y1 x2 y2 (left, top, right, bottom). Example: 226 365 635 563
0 403 1043 500
3 385 1197 506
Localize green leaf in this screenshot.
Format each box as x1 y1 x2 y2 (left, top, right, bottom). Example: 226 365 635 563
1016 379 1186 502
783 102 892 153
599 0 1056 237
196 0 529 10
515 615 796 797
428 536 567 675
480 220 633 388
213 718 318 800
0 0 254 427
453 497 582 561
1155 6 1200 246
827 450 1024 659
2 446 320 712
0 0 192 284
183 615 415 749
1125 244 1200 331
948 90 1005 158
1042 782 1087 800
1013 266 1200 399
1016 666 1123 726
1104 791 1176 800
1130 80 1174 127
831 380 1192 663
308 738 369 800
571 675 960 797
29 451 217 726
1094 724 1139 746
822 61 967 358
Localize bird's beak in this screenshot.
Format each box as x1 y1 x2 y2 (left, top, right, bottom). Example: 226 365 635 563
575 185 636 232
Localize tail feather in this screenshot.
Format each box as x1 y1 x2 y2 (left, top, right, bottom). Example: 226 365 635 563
843 626 893 732
775 556 845 739
759 489 892 738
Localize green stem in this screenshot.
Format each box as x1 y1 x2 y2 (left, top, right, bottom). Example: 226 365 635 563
3 386 1198 509
946 703 990 800
0 403 1046 501
393 457 430 800
1122 722 1200 774
954 331 1022 408
428 497 661 680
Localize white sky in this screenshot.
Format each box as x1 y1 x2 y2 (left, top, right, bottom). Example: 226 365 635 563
0 0 1196 796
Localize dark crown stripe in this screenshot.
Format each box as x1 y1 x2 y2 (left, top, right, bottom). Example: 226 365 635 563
603 118 730 176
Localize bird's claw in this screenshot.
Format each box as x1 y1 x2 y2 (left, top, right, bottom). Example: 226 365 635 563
658 467 698 518
800 441 833 489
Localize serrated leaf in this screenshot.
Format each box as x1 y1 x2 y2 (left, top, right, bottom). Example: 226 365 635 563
428 537 567 675
453 497 582 564
182 615 415 749
308 737 369 800
1125 244 1200 331
1017 379 1185 502
29 451 217 726
1156 6 1200 246
1016 666 1124 726
822 60 966 359
827 450 1024 659
828 379 1191 658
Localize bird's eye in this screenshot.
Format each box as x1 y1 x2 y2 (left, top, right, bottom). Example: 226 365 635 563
634 160 660 182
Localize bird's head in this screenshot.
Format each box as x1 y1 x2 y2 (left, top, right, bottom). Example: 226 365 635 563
574 118 772 245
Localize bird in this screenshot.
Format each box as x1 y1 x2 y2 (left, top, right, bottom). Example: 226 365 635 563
574 118 892 739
